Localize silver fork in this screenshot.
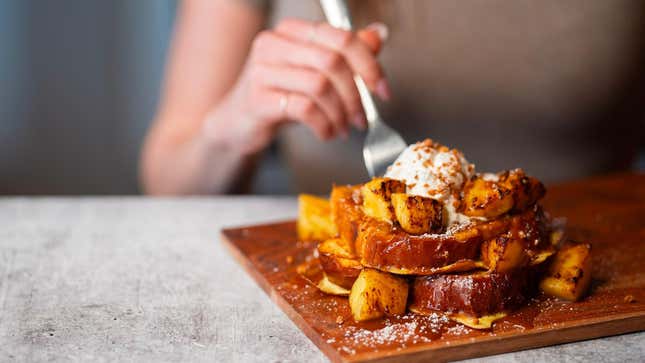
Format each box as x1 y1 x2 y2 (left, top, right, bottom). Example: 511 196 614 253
320 0 407 177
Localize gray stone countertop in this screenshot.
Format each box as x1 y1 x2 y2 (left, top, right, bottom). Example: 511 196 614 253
0 197 642 362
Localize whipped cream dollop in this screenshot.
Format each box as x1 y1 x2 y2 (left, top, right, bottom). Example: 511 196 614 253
384 139 475 227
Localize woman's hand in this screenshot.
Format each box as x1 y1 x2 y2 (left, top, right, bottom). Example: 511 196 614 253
208 18 388 155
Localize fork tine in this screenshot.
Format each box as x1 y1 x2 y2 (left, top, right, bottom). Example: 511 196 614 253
320 0 407 177
364 120 407 177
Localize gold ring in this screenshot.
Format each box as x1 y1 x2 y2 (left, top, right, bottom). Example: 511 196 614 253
307 24 318 43
279 93 289 117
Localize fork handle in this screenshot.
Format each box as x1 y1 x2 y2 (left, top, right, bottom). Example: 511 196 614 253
320 0 380 127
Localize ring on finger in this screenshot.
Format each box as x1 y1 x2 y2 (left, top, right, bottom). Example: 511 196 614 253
279 93 290 117
306 24 318 43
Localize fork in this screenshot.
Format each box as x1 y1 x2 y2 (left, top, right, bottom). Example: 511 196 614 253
320 0 407 177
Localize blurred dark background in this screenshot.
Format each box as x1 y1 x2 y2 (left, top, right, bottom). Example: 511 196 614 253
0 0 175 194
0 0 643 195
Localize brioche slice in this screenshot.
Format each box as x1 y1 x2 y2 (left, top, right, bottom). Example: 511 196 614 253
409 269 535 328
330 185 363 251
355 207 543 275
317 238 362 289
297 258 351 296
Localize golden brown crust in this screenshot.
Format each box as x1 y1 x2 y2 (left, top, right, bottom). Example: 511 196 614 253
356 206 550 275
297 166 561 328
330 184 364 252
317 238 362 289
409 269 535 318
297 258 352 296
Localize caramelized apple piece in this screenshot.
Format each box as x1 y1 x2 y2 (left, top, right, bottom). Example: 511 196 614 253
461 176 514 218
391 193 443 234
539 242 592 301
361 178 406 223
297 194 336 241
481 235 528 273
499 169 546 212
349 268 408 322
461 169 545 217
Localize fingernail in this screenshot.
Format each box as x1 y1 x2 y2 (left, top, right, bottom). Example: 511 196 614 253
353 114 367 130
376 79 392 101
366 22 389 42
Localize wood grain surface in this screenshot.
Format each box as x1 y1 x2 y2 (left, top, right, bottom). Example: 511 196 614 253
221 173 645 363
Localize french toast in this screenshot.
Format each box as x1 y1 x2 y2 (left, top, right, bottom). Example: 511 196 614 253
317 238 362 290
296 139 591 329
330 185 363 251
354 207 549 275
409 269 536 326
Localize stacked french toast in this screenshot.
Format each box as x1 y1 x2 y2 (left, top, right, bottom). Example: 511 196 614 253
297 140 591 329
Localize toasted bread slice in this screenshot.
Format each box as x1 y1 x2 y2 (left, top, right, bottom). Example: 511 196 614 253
330 185 363 251
356 207 544 275
317 238 362 289
297 258 351 296
409 269 534 321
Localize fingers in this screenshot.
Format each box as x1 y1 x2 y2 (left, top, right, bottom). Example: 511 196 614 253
358 22 388 54
252 63 349 136
275 19 390 100
249 85 335 140
246 19 392 142
251 30 365 128
252 87 335 141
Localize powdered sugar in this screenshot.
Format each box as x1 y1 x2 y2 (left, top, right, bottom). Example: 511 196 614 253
333 313 452 355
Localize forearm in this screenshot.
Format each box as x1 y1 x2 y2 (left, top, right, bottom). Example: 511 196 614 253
141 108 258 195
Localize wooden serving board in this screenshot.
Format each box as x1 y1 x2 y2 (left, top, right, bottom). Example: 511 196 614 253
221 173 645 362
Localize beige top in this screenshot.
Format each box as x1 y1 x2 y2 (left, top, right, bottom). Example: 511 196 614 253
255 0 644 193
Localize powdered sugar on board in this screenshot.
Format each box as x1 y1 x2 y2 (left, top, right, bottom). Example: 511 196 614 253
322 313 460 355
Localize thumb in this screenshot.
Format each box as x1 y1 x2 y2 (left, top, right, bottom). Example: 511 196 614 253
357 22 388 55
